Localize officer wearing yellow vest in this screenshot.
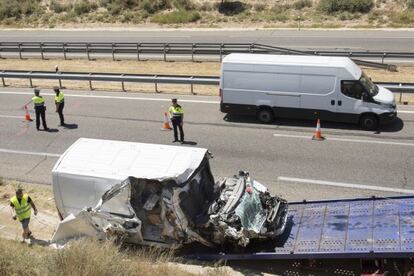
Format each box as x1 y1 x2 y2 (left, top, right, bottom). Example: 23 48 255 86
10 187 38 242
168 98 185 143
26 89 49 131
54 87 65 126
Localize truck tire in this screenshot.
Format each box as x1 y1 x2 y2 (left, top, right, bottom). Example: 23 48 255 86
360 114 378 130
257 108 274 123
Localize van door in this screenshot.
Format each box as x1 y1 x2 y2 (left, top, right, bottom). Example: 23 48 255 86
336 80 366 123
299 71 337 120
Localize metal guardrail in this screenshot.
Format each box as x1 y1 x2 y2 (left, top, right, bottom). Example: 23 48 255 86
1 70 413 101
0 70 219 94
0 42 411 69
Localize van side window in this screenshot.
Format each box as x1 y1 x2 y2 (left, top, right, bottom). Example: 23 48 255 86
341 80 365 99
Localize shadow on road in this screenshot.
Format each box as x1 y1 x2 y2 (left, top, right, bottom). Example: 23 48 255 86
62 123 78 130
224 114 404 133
181 141 197 146
45 128 59 133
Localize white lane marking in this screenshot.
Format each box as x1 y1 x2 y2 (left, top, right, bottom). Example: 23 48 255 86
1 91 414 110
273 133 414 147
278 176 414 194
0 91 220 104
0 115 23 119
0 148 61 158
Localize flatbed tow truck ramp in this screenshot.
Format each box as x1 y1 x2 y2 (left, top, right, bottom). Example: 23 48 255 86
192 196 414 261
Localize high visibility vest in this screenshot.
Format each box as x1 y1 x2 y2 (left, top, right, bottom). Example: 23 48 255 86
32 96 45 107
55 92 64 103
10 194 31 221
169 105 184 117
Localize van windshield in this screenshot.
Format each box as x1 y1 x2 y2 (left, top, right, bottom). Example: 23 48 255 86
359 72 379 97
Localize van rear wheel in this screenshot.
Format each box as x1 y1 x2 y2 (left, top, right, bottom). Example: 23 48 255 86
360 114 378 130
257 108 274 123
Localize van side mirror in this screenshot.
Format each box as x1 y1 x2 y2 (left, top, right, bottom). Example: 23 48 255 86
361 93 370 102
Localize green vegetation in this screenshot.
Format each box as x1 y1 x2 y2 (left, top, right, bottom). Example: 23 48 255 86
318 0 374 13
0 0 43 20
73 0 98 16
152 10 201 24
0 0 412 28
293 0 313 10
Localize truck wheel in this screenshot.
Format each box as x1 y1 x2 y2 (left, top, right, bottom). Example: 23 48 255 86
257 108 274 123
360 114 378 130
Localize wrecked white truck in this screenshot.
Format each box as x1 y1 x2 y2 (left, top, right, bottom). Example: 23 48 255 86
51 138 288 248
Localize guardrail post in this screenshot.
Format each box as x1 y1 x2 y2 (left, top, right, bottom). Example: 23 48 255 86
86 43 91 60
154 75 158 93
190 76 194 95
112 43 115 61
249 43 253 53
219 44 223 62
163 44 167 62
399 84 403 103
89 73 93 90
136 43 140 61
40 43 44 60
191 44 195 62
18 43 22 59
29 72 33 88
63 43 67 60
1 71 5 86
121 74 125 91
58 72 63 88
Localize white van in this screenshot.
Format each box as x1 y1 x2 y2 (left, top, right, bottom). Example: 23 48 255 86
220 53 397 130
52 138 288 248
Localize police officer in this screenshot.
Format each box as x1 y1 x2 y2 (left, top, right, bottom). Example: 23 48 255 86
54 87 65 126
29 89 49 131
168 98 184 143
10 187 38 243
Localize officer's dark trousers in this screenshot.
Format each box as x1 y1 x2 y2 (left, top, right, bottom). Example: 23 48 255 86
171 116 184 142
35 106 47 130
57 102 65 125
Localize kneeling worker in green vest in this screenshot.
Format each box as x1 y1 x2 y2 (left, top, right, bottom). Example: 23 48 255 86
10 187 38 242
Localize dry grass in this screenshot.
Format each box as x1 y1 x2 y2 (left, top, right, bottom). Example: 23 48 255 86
0 238 202 276
0 58 220 95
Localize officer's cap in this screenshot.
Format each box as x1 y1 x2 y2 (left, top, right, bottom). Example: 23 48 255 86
53 86 60 92
171 98 177 103
34 89 40 94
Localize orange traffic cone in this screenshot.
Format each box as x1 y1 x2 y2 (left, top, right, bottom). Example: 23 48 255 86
24 106 33 122
161 112 172 130
312 119 325 141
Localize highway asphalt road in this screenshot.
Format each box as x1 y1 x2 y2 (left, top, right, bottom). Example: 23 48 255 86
0 87 413 201
1 29 414 52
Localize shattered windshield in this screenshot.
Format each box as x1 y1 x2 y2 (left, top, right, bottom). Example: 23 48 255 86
359 71 379 97
235 188 266 233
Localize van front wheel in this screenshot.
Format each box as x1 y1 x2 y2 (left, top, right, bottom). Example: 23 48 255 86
360 114 378 130
257 108 274 123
